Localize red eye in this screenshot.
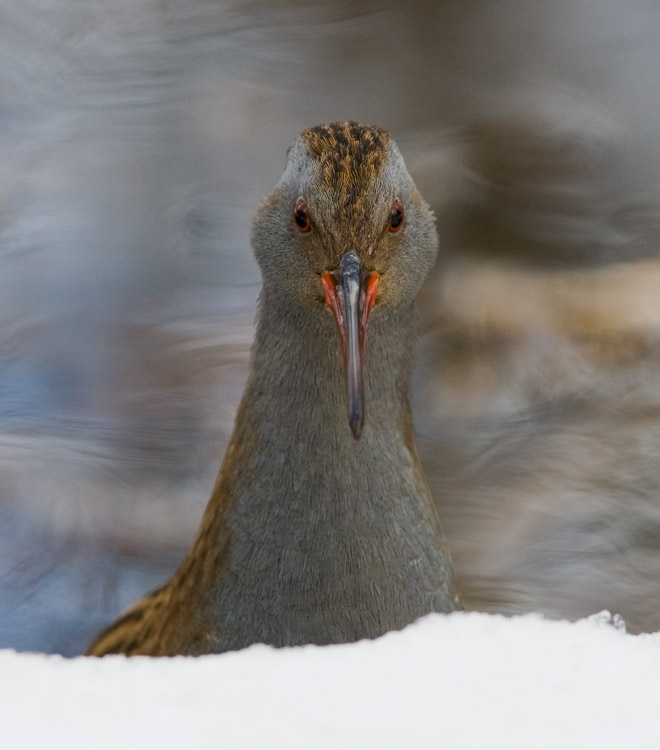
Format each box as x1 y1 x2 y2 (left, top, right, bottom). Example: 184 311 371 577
293 199 311 233
388 200 405 233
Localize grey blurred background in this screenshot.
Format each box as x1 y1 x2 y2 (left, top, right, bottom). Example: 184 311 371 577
2 0 660 655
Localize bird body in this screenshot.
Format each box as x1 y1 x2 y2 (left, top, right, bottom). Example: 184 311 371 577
87 122 461 657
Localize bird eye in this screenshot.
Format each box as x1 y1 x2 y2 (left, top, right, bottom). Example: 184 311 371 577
388 201 405 233
293 199 311 233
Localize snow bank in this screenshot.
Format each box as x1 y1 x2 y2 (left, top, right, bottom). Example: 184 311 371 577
2 612 660 749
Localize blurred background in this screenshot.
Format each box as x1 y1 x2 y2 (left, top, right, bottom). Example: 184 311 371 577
3 0 660 655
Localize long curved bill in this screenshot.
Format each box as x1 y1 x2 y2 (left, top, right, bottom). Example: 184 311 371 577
321 250 379 440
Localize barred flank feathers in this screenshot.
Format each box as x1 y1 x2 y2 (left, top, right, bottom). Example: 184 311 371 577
85 588 167 656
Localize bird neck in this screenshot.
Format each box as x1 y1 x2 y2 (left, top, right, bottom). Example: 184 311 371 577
248 290 418 450
209 290 426 534
176 290 458 651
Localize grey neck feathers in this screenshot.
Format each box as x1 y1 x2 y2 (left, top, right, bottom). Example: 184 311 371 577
182 290 460 652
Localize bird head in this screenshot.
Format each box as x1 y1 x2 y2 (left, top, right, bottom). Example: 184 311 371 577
252 121 439 439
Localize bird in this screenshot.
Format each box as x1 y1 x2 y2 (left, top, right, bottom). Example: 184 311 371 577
86 121 462 657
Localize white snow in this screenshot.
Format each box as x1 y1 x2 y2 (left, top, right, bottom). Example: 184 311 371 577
2 612 660 749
